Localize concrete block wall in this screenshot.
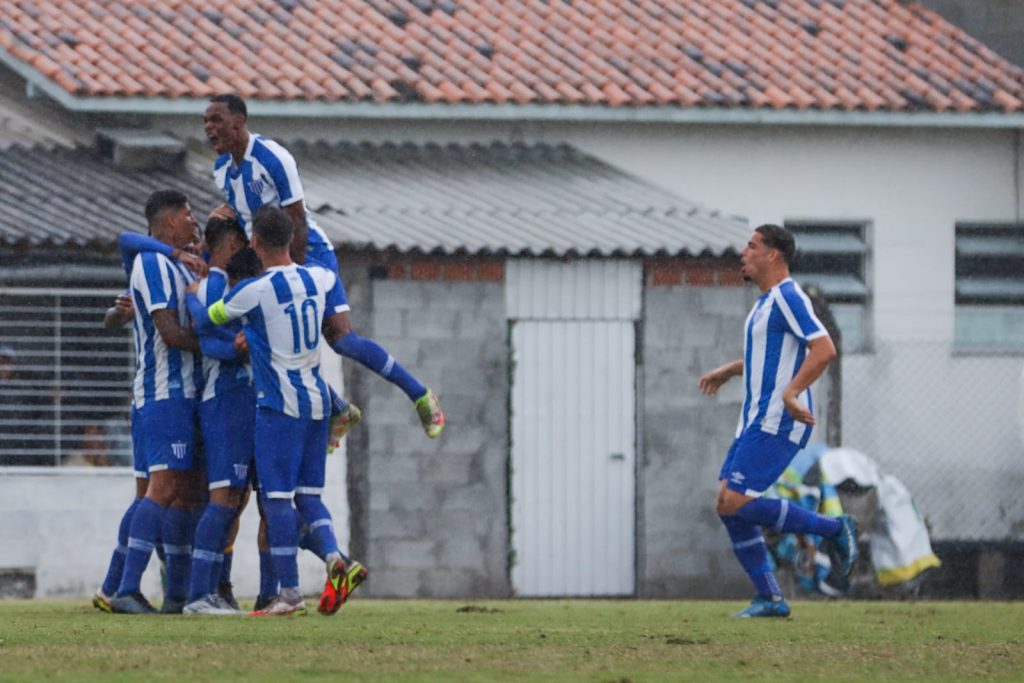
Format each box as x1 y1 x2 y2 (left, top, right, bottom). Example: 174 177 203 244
640 263 757 598
347 263 510 598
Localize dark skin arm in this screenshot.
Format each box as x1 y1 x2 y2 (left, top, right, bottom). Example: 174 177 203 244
284 201 309 265
152 309 200 353
323 311 348 347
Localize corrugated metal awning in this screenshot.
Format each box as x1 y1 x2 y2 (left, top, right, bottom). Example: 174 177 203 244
2 140 748 257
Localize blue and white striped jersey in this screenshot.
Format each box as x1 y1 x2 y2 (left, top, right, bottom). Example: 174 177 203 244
212 133 331 254
736 278 828 447
209 264 346 420
129 251 199 408
195 268 253 402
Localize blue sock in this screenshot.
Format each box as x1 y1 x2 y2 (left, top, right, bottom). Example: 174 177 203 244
162 507 194 602
720 514 782 600
295 494 346 562
328 386 349 415
263 498 299 589
188 504 235 603
259 550 278 599
101 498 141 596
736 497 841 538
332 332 426 400
117 498 165 596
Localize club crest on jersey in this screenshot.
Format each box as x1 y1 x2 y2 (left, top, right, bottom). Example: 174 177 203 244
233 464 248 480
248 179 265 196
171 440 187 460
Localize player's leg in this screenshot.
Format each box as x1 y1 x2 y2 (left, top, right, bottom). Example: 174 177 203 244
250 408 305 616
94 478 146 612
716 436 790 618
309 246 444 438
185 394 250 615
293 417 367 616
111 400 193 614
725 432 857 575
254 504 277 612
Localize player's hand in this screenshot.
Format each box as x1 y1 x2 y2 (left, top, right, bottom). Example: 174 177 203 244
174 250 209 278
209 204 236 222
783 388 815 425
186 279 200 295
699 368 730 396
233 331 249 356
114 294 133 317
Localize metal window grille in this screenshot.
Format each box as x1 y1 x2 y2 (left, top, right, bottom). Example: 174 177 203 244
954 224 1024 349
0 287 133 468
787 222 870 351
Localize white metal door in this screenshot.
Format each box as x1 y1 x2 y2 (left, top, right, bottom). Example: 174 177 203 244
510 319 636 596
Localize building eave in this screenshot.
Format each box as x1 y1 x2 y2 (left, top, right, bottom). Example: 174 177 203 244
6 47 1024 130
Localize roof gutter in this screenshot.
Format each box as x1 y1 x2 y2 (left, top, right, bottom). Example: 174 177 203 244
6 48 1024 130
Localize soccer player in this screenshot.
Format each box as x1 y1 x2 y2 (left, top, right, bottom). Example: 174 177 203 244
193 206 367 617
698 224 857 618
202 94 445 439
109 190 202 615
178 216 253 616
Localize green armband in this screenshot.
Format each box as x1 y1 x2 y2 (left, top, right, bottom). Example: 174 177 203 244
209 299 230 325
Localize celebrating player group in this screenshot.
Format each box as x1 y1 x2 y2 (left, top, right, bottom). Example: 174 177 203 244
91 94 445 617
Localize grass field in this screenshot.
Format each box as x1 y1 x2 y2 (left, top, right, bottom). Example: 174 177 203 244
1 599 1022 682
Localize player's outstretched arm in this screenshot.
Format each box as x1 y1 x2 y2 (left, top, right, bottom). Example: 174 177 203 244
119 232 208 277
781 335 837 425
151 309 199 352
698 359 743 396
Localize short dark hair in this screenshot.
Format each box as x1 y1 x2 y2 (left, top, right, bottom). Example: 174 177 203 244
252 206 293 248
226 247 263 284
144 189 189 228
204 215 247 250
209 93 247 119
755 224 796 265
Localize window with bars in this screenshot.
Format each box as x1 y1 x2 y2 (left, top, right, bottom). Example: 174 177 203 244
0 287 134 468
954 223 1024 349
786 222 871 352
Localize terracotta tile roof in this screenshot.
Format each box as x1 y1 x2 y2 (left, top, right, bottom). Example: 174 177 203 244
1 0 1023 113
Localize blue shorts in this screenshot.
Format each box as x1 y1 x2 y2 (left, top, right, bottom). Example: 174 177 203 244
719 428 801 497
134 399 197 473
304 245 349 309
130 406 146 479
200 387 255 490
253 407 329 499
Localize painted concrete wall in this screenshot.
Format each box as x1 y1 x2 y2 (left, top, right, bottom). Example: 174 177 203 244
346 275 510 598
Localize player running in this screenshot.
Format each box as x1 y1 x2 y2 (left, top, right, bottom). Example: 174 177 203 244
699 224 857 618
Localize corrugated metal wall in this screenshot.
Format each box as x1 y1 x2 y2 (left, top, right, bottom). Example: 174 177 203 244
507 259 640 596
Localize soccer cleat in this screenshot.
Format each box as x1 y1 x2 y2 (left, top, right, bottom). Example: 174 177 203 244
183 594 244 616
831 514 859 577
110 592 158 615
732 597 791 618
414 389 445 439
92 589 113 613
319 559 368 616
217 581 240 611
159 598 186 615
250 594 307 617
328 403 362 452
